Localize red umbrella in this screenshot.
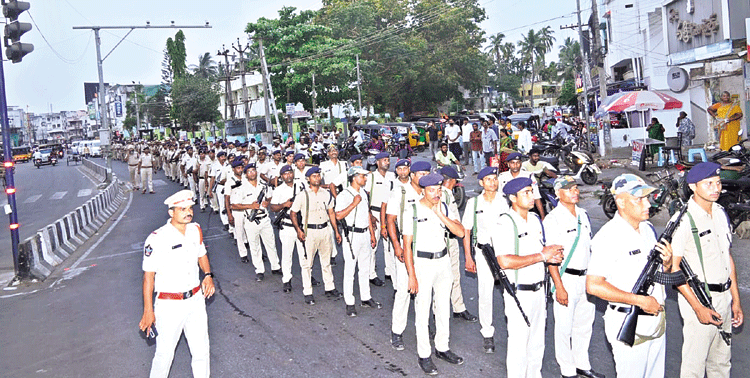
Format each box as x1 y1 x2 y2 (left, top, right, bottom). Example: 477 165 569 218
603 90 683 113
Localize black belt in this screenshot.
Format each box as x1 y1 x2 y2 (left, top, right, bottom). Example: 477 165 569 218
707 278 732 293
564 268 587 276
416 249 448 259
306 222 329 229
141 166 152 168
516 281 544 292
370 205 381 212
609 304 656 316
347 226 368 233
281 222 294 228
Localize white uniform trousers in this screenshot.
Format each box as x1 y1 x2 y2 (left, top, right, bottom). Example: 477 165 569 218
678 290 732 378
150 294 209 378
391 257 411 335
129 165 140 188
217 187 228 226
243 216 280 274
475 248 496 338
300 227 335 296
369 210 396 282
232 210 248 258
170 162 179 180
447 238 466 313
209 185 219 212
553 274 595 376
414 255 452 358
604 308 665 378
343 231 373 305
141 168 153 192
279 226 301 283
504 289 546 378
198 178 208 209
188 175 197 196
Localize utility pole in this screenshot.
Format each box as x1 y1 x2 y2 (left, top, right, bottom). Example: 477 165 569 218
311 72 317 125
355 54 362 130
257 37 282 141
574 0 593 152
217 46 235 121
73 22 211 181
591 0 611 155
232 39 251 141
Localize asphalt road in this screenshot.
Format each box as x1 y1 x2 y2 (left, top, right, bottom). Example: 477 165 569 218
0 157 99 273
0 150 747 377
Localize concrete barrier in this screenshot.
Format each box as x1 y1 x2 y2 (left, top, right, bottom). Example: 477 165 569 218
19 159 124 281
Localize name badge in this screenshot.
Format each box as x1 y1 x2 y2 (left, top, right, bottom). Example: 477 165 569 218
566 228 577 233
699 230 711 237
628 249 641 255
518 232 528 238
172 244 183 249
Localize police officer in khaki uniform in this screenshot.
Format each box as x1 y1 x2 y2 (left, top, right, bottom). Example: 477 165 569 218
290 167 343 305
126 146 141 190
138 146 155 194
671 162 743 378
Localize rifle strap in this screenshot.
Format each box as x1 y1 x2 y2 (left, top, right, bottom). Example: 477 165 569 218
500 213 520 282
686 211 712 298
399 187 406 232
552 214 582 294
303 189 310 236
471 195 478 247
412 203 417 253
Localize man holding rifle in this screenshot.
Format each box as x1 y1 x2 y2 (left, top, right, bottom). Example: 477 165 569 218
491 177 563 378
670 162 743 378
587 174 674 378
270 165 302 293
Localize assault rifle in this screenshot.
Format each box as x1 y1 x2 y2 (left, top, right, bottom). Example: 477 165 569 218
617 205 690 347
246 184 268 224
477 243 530 327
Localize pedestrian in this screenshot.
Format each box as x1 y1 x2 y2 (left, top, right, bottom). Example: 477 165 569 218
320 146 348 198
461 119 473 164
138 146 155 194
708 91 743 151
435 142 460 168
676 111 696 146
439 166 477 323
138 189 215 378
445 120 462 161
427 121 439 158
481 122 498 168
366 152 395 288
469 123 484 174
647 117 665 156
290 167 343 305
462 166 509 354
544 176 603 378
670 162 744 377
516 122 533 154
403 172 466 375
269 165 303 293
336 166 382 317
587 173 674 378
384 160 428 351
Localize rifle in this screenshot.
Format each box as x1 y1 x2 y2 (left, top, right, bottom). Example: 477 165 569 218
246 184 268 224
679 252 732 345
616 205 690 347
476 243 531 327
272 185 299 230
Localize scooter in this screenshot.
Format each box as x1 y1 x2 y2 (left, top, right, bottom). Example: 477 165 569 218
536 138 600 185
364 149 380 171
450 164 467 209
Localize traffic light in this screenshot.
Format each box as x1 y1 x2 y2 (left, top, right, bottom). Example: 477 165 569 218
2 0 33 63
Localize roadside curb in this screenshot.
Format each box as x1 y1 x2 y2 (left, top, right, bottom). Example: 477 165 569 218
11 159 125 284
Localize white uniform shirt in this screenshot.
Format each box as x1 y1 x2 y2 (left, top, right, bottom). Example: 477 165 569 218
386 180 421 233
198 157 211 178
293 166 310 192
142 222 206 293
209 161 223 180
227 174 246 209
335 186 371 229
402 199 458 253
517 129 533 153
271 182 297 207
491 209 545 285
138 153 153 167
543 205 592 271
367 170 396 210
262 160 284 183
498 170 541 199
320 159 347 187
461 193 510 245
236 180 271 217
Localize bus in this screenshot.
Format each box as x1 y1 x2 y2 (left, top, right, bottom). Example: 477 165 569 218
12 146 32 162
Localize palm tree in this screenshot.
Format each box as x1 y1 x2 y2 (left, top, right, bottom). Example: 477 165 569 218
518 27 555 107
486 32 505 67
557 37 581 81
190 52 218 79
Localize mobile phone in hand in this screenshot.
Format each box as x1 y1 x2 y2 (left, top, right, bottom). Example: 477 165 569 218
146 325 158 339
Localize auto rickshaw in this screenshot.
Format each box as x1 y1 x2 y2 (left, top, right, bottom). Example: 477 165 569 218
383 122 426 151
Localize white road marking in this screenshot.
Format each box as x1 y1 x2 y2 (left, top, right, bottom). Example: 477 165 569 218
50 191 67 200
70 191 133 269
153 179 167 187
23 194 42 203
77 189 92 197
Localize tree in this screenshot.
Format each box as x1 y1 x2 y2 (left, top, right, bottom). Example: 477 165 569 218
557 37 581 82
166 31 187 80
170 75 221 131
145 85 172 129
486 32 505 67
557 78 578 106
518 27 555 107
190 52 218 79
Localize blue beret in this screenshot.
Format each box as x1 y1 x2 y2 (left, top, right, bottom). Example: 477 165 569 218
221 143 227 148
258 146 267 152
230 157 244 168
477 166 498 180
418 173 443 187
395 159 410 168
186 146 193 151
375 152 390 160
503 177 533 195
294 153 306 161
686 162 721 184
305 166 321 177
279 165 292 175
440 166 459 179
243 163 256 172
349 154 362 162
410 161 431 172
505 152 522 162
272 149 281 155
284 150 294 156
216 151 226 157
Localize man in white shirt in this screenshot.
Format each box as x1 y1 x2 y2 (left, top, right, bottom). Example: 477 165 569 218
461 120 474 164
445 120 462 162
517 122 533 154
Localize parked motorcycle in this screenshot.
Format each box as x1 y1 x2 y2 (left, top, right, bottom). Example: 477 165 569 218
451 164 467 209
535 137 600 185
600 168 687 219
364 149 380 171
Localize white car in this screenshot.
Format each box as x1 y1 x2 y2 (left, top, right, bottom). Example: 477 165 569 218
90 141 102 157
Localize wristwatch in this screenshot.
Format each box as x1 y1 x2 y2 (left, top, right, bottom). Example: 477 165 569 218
204 272 215 278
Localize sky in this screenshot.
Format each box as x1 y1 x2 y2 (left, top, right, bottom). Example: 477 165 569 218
7 0 589 114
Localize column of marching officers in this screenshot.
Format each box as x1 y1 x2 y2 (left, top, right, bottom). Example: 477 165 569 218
139 137 743 378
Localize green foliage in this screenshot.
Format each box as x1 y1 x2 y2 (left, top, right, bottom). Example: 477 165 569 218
517 27 555 106
557 79 578 106
166 31 187 80
190 52 218 79
557 37 581 82
145 85 171 128
170 75 221 131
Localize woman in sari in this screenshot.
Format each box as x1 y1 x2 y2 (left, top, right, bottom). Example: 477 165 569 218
646 117 665 156
497 128 515 172
708 91 743 151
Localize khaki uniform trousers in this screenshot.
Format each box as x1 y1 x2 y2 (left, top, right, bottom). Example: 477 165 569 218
300 226 335 296
678 290 732 378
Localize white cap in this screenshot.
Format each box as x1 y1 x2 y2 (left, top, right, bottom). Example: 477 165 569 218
164 190 195 208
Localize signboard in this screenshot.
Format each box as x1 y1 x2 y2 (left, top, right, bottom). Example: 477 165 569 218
668 40 733 65
631 139 644 166
115 101 123 117
667 67 690 93
747 18 750 58
286 103 295 116
575 74 583 93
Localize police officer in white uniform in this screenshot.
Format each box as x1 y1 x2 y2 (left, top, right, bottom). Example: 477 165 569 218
587 174 674 378
403 172 466 375
544 176 602 378
197 149 212 212
227 157 250 262
492 177 564 378
260 149 284 188
270 165 303 293
292 153 310 193
366 151 395 287
321 146 348 197
207 151 225 214
127 146 141 190
670 162 744 378
498 152 545 218
138 189 215 378
138 146 155 194
336 166 381 317
385 160 428 351
462 166 509 353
